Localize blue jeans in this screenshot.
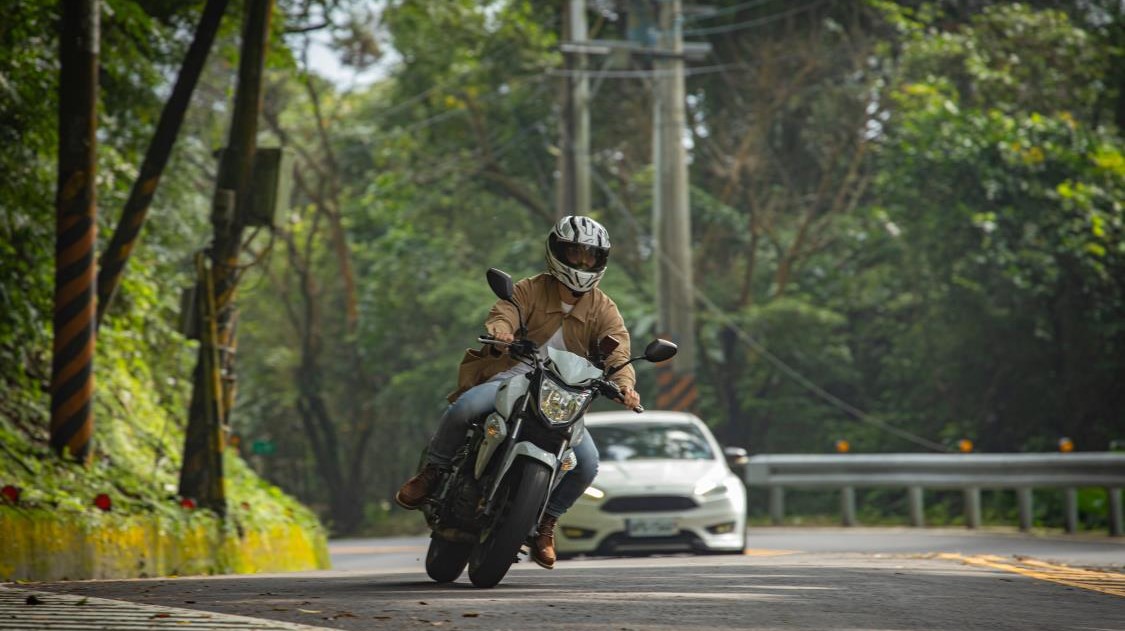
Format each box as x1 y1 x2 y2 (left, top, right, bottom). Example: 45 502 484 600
425 380 599 519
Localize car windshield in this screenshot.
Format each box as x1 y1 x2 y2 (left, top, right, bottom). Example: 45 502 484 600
589 423 714 461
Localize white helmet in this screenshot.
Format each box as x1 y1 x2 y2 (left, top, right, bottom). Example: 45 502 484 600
546 215 611 293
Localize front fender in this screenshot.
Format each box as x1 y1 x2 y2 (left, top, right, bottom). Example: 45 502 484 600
486 441 558 504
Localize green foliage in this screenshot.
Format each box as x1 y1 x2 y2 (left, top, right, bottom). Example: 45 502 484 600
0 0 323 543
871 4 1125 452
4 0 1122 536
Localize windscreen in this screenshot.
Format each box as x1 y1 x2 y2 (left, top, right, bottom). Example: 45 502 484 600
589 423 714 461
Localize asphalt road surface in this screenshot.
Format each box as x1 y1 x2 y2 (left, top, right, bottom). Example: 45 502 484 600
14 527 1125 631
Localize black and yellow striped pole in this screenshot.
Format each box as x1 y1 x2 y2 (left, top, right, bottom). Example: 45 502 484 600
655 360 698 412
50 0 99 462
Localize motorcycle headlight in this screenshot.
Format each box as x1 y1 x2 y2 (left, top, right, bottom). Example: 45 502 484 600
538 378 590 425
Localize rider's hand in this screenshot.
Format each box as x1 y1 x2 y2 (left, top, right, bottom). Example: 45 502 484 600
492 330 515 344
618 385 641 410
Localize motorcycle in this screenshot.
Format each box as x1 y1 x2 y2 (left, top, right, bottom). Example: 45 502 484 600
416 268 677 588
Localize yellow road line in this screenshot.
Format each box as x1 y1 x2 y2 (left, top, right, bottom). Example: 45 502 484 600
939 553 1125 598
743 548 801 557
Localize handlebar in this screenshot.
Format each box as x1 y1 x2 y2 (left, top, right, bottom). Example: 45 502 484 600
597 379 644 414
479 334 644 413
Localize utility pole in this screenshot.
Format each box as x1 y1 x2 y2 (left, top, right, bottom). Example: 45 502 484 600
50 0 99 463
652 0 697 411
179 0 274 514
96 0 230 327
558 0 590 218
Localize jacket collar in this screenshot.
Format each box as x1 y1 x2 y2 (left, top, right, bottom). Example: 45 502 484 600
543 275 592 323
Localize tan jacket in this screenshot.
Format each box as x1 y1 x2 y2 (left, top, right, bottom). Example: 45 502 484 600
449 273 636 402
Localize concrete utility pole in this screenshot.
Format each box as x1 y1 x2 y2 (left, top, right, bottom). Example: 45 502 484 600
558 0 590 218
179 0 274 514
50 0 99 463
653 0 697 411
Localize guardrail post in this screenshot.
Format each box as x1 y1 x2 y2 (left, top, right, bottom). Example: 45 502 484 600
1016 488 1033 531
841 486 856 526
964 487 981 529
908 486 924 527
1109 488 1123 537
769 487 784 525
1064 488 1078 533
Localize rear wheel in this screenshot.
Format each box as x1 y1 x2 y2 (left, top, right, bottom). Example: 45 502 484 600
467 460 551 588
425 536 473 583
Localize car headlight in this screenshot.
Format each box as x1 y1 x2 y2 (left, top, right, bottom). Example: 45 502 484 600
583 486 605 499
694 479 729 497
538 378 590 425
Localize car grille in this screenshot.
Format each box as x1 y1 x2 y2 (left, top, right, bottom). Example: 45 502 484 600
600 495 698 513
596 531 703 554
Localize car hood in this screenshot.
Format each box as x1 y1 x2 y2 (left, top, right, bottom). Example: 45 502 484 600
594 459 727 494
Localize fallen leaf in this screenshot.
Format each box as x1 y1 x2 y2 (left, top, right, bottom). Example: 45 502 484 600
418 601 428 605
76 597 88 606
25 595 42 605
463 612 481 617
271 607 289 611
298 609 322 614
184 600 196 604
150 613 171 619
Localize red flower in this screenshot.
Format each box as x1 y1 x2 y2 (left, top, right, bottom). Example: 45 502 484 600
180 497 197 510
93 493 112 511
1 485 20 504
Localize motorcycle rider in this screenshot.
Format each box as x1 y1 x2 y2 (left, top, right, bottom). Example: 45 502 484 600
395 215 641 569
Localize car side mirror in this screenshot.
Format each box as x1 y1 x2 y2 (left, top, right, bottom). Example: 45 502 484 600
644 339 678 363
486 268 515 302
723 446 749 469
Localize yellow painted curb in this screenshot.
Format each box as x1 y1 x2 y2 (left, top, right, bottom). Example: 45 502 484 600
938 553 1125 598
0 509 329 581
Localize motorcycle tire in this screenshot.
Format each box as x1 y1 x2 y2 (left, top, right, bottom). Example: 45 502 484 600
425 536 473 583
467 460 551 588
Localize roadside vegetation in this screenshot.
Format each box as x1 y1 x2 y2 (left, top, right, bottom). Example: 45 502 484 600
2 1 1122 537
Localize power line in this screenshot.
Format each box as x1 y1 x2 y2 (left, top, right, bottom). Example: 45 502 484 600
590 167 949 453
684 0 787 23
684 0 833 37
547 62 744 80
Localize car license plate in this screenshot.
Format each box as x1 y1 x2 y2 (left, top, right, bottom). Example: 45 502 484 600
626 517 678 537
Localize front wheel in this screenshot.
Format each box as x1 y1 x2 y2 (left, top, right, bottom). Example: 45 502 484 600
425 536 473 583
467 460 551 588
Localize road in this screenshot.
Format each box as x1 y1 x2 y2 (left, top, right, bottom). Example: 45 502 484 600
7 528 1124 630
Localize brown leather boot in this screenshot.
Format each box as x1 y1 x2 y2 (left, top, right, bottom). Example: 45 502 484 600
394 465 444 510
530 514 558 569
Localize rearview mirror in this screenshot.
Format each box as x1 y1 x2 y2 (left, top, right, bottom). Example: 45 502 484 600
643 339 678 363
486 268 514 302
723 446 749 468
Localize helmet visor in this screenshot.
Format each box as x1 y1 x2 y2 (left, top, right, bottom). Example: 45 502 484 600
549 235 609 272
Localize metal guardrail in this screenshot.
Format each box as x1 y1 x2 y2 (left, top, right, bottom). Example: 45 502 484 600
743 453 1125 536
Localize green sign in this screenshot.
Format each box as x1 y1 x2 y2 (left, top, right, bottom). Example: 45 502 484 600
250 439 276 456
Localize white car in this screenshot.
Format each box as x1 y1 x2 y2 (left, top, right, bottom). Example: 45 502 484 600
556 410 748 557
